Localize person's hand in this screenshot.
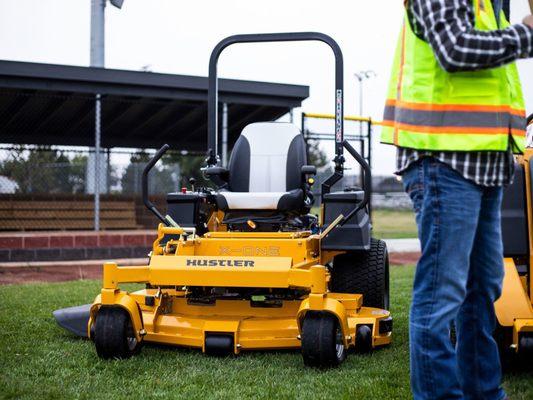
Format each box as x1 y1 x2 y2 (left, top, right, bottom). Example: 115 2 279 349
523 15 533 29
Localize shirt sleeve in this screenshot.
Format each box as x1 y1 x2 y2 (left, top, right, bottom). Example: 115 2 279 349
410 0 533 72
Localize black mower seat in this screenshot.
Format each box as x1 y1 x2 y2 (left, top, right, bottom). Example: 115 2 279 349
216 122 308 212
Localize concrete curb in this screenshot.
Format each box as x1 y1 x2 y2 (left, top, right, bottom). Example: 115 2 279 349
383 238 420 253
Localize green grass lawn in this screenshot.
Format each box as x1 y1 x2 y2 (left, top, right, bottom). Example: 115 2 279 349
372 209 418 239
1 266 531 399
311 208 418 239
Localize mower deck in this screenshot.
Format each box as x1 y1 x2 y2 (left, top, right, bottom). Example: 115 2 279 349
85 225 392 359
95 288 391 353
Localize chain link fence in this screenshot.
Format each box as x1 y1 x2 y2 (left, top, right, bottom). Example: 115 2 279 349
0 145 211 231
0 145 409 231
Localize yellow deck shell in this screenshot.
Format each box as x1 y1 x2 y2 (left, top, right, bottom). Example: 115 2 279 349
89 225 392 353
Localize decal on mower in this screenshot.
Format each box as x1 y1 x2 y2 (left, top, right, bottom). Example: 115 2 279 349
219 246 280 257
335 89 343 142
186 259 255 267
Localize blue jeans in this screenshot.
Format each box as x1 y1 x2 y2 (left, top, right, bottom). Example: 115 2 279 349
402 158 506 400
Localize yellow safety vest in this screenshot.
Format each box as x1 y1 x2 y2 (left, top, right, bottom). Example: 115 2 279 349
381 0 526 153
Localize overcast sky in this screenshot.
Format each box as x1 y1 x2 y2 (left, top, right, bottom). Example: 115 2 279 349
1 0 532 175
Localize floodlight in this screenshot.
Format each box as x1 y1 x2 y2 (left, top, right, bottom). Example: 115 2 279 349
110 0 124 9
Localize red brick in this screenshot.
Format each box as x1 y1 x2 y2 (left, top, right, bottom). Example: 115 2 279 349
24 236 50 249
145 234 156 246
99 234 123 247
74 235 98 247
122 234 145 246
0 237 23 249
50 235 74 248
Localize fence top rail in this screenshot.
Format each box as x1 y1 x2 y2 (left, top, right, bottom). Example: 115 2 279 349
303 112 384 126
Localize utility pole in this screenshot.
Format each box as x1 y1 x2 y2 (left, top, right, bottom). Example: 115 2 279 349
354 70 376 188
90 0 124 230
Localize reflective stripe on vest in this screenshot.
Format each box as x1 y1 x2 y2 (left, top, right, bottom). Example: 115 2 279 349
383 100 526 133
381 0 526 153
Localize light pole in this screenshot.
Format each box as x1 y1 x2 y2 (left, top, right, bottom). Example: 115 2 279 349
90 0 124 231
353 70 376 187
354 70 376 119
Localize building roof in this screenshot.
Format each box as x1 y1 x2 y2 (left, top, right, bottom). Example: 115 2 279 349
0 60 309 152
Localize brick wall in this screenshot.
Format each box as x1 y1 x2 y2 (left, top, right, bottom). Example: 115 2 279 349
0 230 155 263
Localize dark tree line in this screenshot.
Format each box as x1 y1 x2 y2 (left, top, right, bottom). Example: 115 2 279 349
0 147 87 194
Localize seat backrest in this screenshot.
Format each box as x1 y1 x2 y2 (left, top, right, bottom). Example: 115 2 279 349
227 122 307 192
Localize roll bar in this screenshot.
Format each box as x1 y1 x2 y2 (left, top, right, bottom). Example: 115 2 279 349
142 144 170 225
132 33 370 234
207 32 345 180
207 32 372 227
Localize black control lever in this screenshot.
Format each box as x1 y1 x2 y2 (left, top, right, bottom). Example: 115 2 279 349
142 144 170 225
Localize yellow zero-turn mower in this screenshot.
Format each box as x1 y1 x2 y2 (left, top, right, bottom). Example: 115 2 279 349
53 33 392 367
495 114 533 356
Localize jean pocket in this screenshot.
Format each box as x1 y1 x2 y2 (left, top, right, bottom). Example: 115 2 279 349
402 162 424 214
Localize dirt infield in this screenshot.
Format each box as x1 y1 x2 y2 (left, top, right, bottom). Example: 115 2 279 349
0 258 148 285
0 265 103 284
390 252 420 266
0 253 420 285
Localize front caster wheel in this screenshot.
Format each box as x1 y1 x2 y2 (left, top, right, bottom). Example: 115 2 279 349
301 312 346 368
94 307 141 359
355 324 373 353
519 334 533 354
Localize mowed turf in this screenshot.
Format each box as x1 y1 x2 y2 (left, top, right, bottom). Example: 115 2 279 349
371 209 418 239
309 208 418 239
1 266 531 399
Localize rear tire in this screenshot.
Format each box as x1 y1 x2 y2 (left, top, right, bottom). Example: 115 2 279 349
301 312 346 368
330 238 390 310
94 307 141 359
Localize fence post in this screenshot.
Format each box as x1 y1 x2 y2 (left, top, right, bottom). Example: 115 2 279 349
94 94 101 231
91 0 105 231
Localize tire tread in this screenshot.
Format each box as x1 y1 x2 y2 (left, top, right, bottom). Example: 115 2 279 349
330 238 389 309
94 307 139 359
301 312 346 367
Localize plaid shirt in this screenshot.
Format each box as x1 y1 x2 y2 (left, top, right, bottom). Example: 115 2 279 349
396 0 533 186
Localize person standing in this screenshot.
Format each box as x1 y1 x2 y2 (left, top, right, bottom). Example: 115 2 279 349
381 1 533 399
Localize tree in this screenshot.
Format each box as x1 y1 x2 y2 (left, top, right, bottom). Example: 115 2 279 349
121 151 176 195
0 146 88 194
307 139 329 170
